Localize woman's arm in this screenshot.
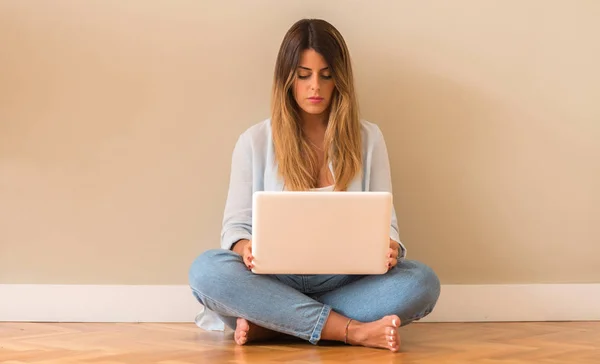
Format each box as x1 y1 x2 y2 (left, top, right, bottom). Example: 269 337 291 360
369 126 407 260
221 133 253 251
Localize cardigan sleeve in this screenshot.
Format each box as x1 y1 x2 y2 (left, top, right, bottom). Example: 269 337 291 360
369 126 407 259
220 132 253 250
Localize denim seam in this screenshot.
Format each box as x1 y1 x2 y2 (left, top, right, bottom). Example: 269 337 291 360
190 286 314 342
309 304 332 345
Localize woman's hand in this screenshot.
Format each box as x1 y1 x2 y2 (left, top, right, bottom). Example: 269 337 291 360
387 239 400 270
232 239 254 270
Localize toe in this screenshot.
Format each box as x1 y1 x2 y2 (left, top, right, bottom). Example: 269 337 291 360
234 331 248 345
389 315 401 328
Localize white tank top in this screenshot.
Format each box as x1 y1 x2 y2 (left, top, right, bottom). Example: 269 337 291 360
311 185 334 192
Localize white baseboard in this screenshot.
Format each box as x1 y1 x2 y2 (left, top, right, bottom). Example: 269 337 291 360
0 284 199 323
1 284 599 323
421 284 600 322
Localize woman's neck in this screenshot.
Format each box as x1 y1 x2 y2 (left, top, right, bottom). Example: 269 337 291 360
300 111 328 135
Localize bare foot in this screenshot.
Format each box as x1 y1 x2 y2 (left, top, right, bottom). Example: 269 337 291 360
234 318 280 345
346 315 401 352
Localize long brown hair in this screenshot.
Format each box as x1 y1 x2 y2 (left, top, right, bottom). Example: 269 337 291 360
271 19 362 191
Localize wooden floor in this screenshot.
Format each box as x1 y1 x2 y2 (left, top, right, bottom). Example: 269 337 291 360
1 322 599 363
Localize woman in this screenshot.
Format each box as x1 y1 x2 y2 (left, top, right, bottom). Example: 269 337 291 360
188 18 440 352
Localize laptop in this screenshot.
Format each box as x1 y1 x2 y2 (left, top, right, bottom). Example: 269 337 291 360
250 191 392 275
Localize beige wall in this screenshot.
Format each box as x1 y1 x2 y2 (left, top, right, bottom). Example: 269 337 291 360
1 1 598 285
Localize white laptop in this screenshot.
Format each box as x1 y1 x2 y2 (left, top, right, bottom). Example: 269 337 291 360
251 191 392 275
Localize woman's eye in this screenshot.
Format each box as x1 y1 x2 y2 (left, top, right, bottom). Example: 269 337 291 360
297 73 332 80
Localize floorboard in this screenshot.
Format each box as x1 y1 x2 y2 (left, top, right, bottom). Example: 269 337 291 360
1 322 599 363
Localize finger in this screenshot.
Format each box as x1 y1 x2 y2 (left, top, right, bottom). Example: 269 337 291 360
391 257 398 268
244 247 253 263
389 239 400 254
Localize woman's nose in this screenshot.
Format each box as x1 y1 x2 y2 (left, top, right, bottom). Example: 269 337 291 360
310 74 320 91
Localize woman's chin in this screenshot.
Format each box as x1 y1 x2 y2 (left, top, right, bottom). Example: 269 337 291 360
299 105 330 116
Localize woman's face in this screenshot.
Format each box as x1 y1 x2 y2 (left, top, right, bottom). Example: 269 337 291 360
293 49 335 118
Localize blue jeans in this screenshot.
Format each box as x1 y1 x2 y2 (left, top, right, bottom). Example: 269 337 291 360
188 249 440 345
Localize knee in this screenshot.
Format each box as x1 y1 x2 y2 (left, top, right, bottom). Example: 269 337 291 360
188 248 238 295
402 260 441 317
414 261 440 302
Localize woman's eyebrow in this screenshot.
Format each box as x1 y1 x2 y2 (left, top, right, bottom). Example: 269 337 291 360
298 66 330 71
